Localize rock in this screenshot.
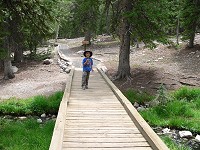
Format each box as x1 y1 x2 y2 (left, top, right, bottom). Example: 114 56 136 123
133 102 140 108
3 115 13 119
43 59 52 65
52 115 56 118
162 128 171 134
37 118 43 123
77 50 84 54
137 106 145 111
41 113 46 118
46 117 50 120
179 131 192 138
144 102 150 108
195 135 200 142
18 116 27 120
65 68 71 73
68 62 73 65
12 66 18 73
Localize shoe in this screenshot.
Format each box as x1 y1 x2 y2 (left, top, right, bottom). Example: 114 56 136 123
85 85 88 89
82 86 86 90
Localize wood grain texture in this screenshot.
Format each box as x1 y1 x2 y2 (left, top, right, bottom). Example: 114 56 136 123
50 68 168 150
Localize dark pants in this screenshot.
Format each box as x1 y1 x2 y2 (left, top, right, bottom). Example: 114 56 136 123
82 71 90 87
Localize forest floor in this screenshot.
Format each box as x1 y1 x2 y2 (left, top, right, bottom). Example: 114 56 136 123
0 51 67 99
59 35 200 95
0 35 199 99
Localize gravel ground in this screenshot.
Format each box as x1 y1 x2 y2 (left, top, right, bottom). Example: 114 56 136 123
0 54 67 99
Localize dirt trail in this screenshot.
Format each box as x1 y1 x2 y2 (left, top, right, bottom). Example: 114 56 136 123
0 35 199 99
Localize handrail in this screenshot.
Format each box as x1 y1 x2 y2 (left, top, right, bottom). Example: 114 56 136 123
97 67 169 150
49 67 75 150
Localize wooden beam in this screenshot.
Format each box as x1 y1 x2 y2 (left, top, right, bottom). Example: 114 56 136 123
49 67 75 150
97 67 169 150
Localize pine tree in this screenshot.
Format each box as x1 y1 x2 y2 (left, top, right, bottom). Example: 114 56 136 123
181 0 200 48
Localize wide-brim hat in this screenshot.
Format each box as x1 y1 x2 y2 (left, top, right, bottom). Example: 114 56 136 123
83 51 93 57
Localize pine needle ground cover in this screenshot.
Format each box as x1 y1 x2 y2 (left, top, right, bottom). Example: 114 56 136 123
0 92 63 150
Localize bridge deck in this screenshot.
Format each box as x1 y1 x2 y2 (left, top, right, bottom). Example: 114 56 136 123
49 68 169 150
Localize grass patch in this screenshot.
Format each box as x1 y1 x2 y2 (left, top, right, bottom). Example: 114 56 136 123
0 118 55 150
138 87 200 132
125 87 200 149
0 91 63 116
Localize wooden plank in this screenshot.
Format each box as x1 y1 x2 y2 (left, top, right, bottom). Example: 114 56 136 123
65 127 138 130
65 124 135 128
67 109 126 112
65 119 131 123
62 142 150 148
49 67 75 150
63 137 147 143
63 147 152 150
64 133 143 138
97 67 169 150
64 129 141 134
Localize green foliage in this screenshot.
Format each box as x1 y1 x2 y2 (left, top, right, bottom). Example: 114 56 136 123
139 87 200 132
181 0 200 41
0 118 55 150
0 0 57 60
0 91 63 116
161 136 190 150
127 0 172 48
172 87 200 102
153 84 169 106
124 89 154 104
58 0 102 38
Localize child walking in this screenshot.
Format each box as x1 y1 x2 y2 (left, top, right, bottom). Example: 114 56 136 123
82 50 93 90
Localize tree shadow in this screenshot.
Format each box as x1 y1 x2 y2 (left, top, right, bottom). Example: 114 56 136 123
111 67 167 95
172 44 200 76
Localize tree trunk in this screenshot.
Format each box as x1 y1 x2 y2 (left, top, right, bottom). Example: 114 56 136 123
106 7 111 35
176 16 180 45
4 59 15 80
0 60 3 71
84 30 91 43
55 22 60 42
3 23 15 79
116 0 132 79
14 45 23 63
188 23 196 48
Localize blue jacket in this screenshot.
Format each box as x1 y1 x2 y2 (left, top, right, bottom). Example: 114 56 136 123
82 58 93 72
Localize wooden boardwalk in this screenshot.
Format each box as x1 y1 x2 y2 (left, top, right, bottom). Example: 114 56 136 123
49 68 169 150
